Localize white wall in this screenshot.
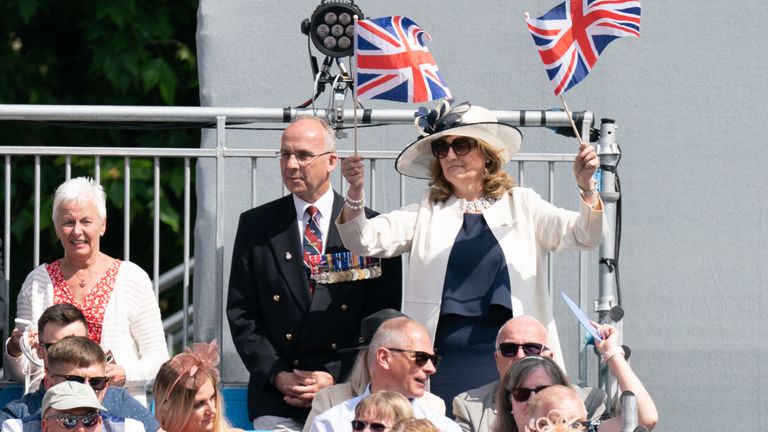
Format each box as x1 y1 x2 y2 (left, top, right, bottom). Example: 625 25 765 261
195 1 768 429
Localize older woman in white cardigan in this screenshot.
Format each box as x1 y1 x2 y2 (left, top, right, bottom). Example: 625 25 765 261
5 177 169 404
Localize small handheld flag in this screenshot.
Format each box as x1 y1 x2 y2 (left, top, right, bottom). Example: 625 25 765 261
354 16 451 103
525 0 641 96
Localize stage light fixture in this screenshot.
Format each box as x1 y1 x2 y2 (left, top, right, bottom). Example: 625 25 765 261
301 0 363 58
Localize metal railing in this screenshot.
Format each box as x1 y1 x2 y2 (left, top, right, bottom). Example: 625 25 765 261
0 104 613 390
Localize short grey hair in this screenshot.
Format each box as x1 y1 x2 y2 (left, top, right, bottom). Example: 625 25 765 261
292 115 336 151
367 317 423 368
52 177 107 226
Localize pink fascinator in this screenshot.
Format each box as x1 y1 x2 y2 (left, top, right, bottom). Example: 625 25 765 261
163 340 220 401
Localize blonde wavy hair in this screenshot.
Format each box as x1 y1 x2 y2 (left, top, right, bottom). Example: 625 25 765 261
153 341 233 432
428 137 516 203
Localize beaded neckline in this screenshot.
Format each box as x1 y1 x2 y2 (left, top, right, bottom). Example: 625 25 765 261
463 195 497 213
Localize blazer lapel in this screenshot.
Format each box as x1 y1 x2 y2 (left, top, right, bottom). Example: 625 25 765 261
270 196 311 309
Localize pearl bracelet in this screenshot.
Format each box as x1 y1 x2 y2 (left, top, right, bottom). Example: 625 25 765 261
601 345 625 362
344 192 365 211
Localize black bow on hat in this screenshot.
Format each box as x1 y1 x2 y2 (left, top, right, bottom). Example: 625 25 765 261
415 101 472 138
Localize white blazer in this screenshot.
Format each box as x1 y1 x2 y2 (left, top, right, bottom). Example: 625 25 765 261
336 187 605 362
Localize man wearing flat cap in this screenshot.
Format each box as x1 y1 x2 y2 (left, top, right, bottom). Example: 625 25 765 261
0 380 144 432
41 381 109 432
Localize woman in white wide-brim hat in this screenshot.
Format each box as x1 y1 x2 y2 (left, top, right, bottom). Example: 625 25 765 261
336 101 604 403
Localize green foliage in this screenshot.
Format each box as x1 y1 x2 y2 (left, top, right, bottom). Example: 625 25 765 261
0 0 200 324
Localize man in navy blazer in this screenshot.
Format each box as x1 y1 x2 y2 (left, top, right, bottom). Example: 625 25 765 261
227 116 402 431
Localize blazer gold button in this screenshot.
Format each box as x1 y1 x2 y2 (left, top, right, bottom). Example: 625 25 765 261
330 343 337 349
273 295 280 302
340 304 348 311
293 360 300 366
286 333 293 341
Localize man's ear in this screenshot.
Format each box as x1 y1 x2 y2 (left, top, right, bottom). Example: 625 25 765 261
327 153 338 172
375 347 391 370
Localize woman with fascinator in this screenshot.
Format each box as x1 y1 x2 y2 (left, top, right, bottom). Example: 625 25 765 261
153 341 243 432
336 102 604 403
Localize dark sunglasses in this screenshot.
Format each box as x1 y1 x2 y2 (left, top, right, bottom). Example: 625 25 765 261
41 342 55 351
508 384 551 402
52 374 110 391
351 420 389 432
386 347 441 368
497 342 548 357
430 136 477 159
46 412 100 429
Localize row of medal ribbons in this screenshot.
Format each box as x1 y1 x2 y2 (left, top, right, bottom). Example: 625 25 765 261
307 252 383 284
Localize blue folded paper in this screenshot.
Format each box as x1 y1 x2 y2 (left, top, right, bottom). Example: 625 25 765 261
560 291 602 342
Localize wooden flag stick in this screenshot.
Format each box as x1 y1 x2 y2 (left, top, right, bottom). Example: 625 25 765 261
559 94 584 145
352 15 359 156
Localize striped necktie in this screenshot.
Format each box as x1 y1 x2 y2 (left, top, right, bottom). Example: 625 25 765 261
303 205 322 291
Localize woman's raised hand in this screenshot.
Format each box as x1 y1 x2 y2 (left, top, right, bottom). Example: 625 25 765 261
572 141 599 190
342 155 366 196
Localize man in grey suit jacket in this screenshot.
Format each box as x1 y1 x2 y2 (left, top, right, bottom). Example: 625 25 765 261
452 316 605 432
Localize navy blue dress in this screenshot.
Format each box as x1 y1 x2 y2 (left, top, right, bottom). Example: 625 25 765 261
429 213 513 406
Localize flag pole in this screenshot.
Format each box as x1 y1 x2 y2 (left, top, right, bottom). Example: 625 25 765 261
559 94 584 145
352 15 360 156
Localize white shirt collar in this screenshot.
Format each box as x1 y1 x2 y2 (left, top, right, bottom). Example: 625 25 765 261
293 188 335 252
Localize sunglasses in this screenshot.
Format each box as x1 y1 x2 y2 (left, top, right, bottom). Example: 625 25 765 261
508 384 551 402
567 420 597 431
351 420 389 432
46 412 100 429
41 342 56 351
386 348 441 368
51 374 110 391
430 136 477 159
497 342 548 357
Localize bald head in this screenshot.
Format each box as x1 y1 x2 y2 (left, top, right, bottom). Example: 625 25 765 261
494 316 552 379
368 317 436 398
528 385 587 429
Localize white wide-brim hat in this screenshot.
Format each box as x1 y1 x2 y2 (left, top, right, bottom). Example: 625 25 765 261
395 102 523 179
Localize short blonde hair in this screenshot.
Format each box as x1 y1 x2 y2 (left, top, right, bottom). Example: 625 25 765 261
428 137 515 203
527 385 586 432
354 391 414 425
391 418 439 432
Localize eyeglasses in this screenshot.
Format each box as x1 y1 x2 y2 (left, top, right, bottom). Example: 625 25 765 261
41 342 56 351
430 136 477 159
351 420 389 432
386 348 441 368
51 374 110 391
276 150 334 166
497 342 548 357
566 420 598 431
45 412 100 429
507 384 551 402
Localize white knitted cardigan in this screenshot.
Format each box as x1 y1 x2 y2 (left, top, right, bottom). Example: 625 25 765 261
5 260 169 403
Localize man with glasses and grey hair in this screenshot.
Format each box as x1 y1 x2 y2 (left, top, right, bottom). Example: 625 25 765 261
227 116 402 431
309 317 460 432
0 335 157 432
452 316 605 432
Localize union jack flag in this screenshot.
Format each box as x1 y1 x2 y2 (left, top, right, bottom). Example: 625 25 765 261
525 0 641 96
355 16 451 103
